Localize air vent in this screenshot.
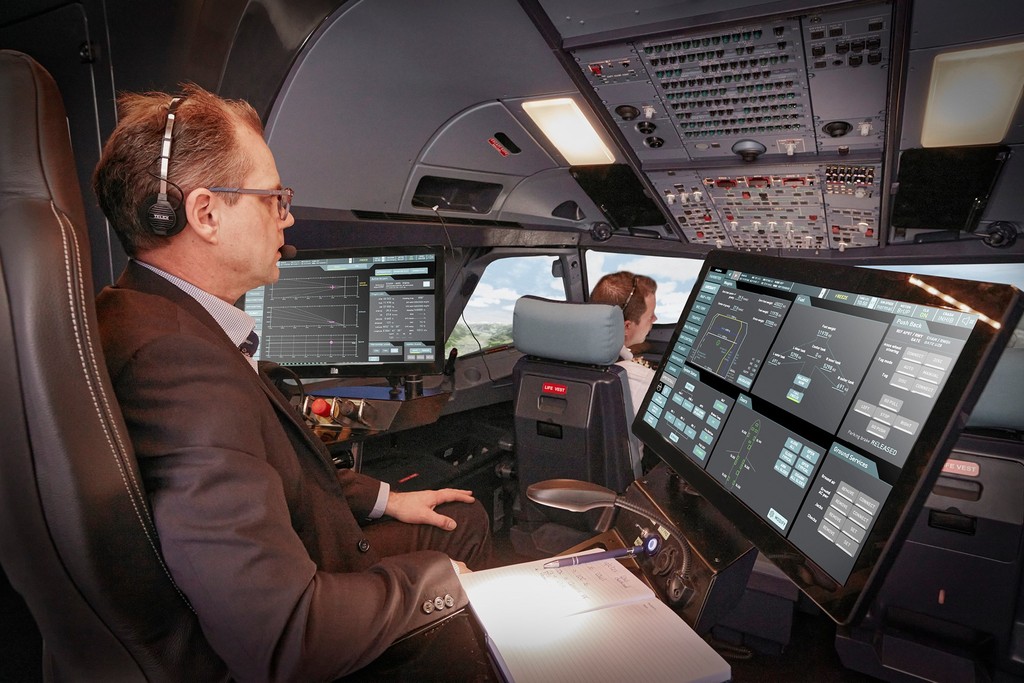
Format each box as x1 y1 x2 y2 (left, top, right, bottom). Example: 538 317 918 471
412 176 503 214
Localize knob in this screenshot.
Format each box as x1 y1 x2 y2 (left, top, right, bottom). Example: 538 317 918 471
615 104 640 121
731 139 767 162
822 120 852 137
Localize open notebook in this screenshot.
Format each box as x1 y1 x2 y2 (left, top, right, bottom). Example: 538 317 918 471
458 554 730 683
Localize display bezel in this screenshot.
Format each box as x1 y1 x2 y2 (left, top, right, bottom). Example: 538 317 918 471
244 245 446 379
631 250 1022 624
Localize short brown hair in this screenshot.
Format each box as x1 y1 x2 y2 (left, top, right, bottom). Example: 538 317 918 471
92 83 263 256
590 271 657 324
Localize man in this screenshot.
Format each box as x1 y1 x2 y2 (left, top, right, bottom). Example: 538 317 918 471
93 84 489 681
590 271 659 417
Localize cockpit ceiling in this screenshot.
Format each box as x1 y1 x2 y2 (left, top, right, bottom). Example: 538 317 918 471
266 0 1022 254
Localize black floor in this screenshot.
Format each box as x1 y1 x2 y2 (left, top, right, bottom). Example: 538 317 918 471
728 608 880 682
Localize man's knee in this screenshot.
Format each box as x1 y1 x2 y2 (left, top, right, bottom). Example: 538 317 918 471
445 498 488 531
438 499 491 568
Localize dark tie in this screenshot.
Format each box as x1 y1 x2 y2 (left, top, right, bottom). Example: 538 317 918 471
239 329 260 358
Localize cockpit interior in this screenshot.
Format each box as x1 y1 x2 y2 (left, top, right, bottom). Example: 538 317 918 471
2 0 1023 680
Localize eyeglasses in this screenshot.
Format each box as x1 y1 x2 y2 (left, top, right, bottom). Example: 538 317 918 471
209 186 294 220
621 276 639 311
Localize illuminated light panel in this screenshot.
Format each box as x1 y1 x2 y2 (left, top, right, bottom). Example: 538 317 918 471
522 98 615 165
908 275 1001 329
921 41 1024 147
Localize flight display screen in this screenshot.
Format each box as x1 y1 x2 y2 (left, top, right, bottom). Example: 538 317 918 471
243 246 445 378
633 250 1021 623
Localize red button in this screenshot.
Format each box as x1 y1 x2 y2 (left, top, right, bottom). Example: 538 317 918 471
310 398 331 416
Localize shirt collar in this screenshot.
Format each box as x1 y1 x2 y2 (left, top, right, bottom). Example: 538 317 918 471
134 260 255 348
619 345 634 361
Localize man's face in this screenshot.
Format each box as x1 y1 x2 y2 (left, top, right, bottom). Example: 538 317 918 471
625 292 657 346
213 123 295 295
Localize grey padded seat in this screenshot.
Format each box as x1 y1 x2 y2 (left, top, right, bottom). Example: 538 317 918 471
509 296 642 556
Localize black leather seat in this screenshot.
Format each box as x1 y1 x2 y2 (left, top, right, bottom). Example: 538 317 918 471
509 296 642 557
0 50 226 681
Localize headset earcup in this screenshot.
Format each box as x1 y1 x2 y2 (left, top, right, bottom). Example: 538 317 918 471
141 194 185 236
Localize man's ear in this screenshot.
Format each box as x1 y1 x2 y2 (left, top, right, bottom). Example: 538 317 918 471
184 188 218 244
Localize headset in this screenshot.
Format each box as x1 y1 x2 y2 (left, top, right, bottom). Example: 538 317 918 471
141 96 186 236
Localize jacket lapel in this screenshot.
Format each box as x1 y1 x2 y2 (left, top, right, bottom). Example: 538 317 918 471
255 368 338 468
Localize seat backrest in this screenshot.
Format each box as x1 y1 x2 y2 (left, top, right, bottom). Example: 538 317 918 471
510 296 641 550
0 50 225 681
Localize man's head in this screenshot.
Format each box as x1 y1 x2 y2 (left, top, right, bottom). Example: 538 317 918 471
590 271 658 347
93 83 295 300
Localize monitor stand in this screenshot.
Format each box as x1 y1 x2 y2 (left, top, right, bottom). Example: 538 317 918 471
389 374 423 399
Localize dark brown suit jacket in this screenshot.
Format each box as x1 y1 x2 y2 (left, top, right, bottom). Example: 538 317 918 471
96 261 466 681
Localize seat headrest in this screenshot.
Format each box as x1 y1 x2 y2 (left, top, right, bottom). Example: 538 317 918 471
0 50 87 228
513 296 623 365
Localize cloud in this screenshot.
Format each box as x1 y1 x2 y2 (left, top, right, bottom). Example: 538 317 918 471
463 281 522 324
465 282 521 309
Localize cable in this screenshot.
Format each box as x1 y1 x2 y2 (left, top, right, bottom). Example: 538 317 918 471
259 361 307 411
458 310 495 382
613 496 693 582
145 169 185 211
708 639 754 661
429 204 457 256
430 204 496 383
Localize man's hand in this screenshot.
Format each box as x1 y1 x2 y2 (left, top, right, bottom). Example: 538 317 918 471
384 488 475 531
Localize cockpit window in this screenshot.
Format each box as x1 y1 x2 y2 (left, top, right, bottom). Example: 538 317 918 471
585 251 705 325
863 263 1024 290
446 255 566 356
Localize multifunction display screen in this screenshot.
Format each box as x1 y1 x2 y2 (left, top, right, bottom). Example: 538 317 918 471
244 247 444 378
642 261 992 585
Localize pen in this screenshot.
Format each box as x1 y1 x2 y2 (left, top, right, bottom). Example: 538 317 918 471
542 546 638 569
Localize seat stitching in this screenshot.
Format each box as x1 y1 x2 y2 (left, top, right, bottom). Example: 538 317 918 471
55 203 195 611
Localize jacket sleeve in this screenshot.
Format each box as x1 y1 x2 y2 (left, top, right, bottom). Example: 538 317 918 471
108 329 465 681
336 464 386 518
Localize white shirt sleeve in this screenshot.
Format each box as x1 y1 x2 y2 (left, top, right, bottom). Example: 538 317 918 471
618 359 657 418
368 481 391 519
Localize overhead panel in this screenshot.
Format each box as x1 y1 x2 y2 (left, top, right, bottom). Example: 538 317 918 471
638 18 810 162
565 0 894 250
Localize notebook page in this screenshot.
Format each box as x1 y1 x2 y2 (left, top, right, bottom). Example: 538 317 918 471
459 556 730 683
478 596 729 683
459 555 654 622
